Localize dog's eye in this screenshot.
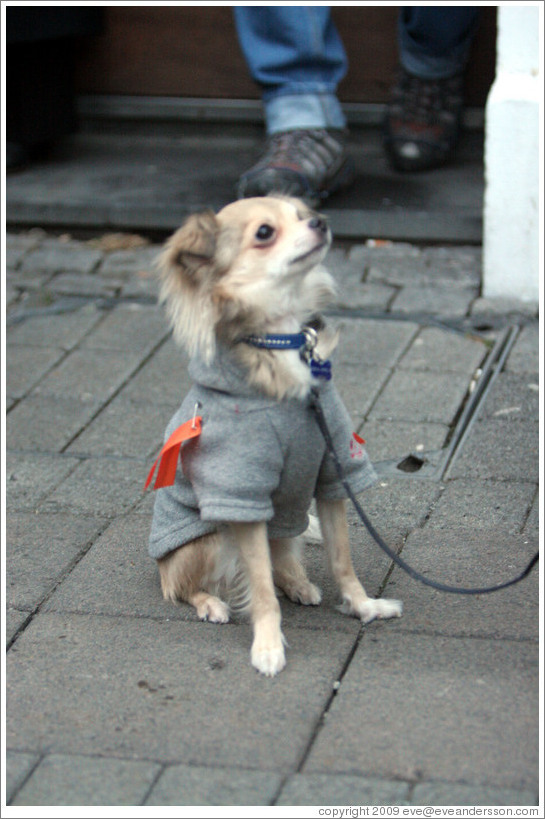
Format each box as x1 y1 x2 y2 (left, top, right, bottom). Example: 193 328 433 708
255 224 275 242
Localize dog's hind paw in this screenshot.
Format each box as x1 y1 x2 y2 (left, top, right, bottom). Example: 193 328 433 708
281 581 322 606
341 596 403 624
296 582 322 606
195 596 230 623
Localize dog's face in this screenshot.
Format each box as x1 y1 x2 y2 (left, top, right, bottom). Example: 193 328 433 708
158 196 336 359
214 196 331 278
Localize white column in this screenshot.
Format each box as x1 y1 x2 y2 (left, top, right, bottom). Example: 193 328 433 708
482 4 541 302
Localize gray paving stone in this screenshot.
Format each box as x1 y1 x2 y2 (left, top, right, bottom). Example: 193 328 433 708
80 302 168 353
49 271 124 297
303 632 539 791
6 344 65 399
7 263 55 291
11 753 160 806
6 228 46 256
327 248 397 310
349 477 441 547
477 372 540 421
277 772 410 806
349 244 480 288
448 419 539 481
118 337 191 407
411 780 538 807
386 527 539 641
41 514 171 620
505 323 539 374
5 608 32 645
32 347 144 404
420 245 482 285
368 370 471 424
360 418 448 463
97 245 160 278
390 285 476 317
38 457 147 517
5 452 80 510
6 246 27 271
398 326 488 373
5 750 39 805
334 364 391 426
349 247 428 286
6 612 357 771
327 246 363 278
338 281 397 311
6 512 106 610
7 393 102 453
21 241 103 276
145 763 282 806
65 397 173 458
6 303 103 349
119 269 161 300
426 478 536 534
334 318 419 368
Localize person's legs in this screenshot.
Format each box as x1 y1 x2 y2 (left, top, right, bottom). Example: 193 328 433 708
399 6 480 79
233 6 354 201
234 6 347 132
384 6 480 172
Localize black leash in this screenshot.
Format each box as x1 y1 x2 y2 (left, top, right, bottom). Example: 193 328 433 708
310 388 539 595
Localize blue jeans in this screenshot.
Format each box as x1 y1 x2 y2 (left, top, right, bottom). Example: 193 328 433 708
233 6 480 133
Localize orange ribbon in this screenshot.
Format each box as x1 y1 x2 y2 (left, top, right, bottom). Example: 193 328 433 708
145 417 202 490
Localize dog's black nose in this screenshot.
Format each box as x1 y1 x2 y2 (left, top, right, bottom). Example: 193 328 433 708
308 216 328 235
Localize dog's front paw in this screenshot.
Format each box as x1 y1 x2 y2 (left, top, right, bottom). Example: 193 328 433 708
251 639 286 677
341 595 403 624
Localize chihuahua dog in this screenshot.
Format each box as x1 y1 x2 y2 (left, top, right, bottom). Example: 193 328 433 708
149 196 402 676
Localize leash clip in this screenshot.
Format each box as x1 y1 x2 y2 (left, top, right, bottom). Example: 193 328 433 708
301 326 322 363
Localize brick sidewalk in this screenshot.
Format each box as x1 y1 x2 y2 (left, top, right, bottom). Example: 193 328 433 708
4 229 540 808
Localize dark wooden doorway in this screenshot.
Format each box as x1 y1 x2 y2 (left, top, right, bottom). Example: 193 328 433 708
75 6 497 107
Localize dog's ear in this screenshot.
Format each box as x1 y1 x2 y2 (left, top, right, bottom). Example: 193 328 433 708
163 210 219 281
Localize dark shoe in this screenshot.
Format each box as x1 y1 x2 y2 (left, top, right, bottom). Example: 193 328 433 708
237 128 355 204
383 69 464 172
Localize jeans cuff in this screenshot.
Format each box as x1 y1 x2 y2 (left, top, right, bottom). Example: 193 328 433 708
400 51 469 79
264 93 346 134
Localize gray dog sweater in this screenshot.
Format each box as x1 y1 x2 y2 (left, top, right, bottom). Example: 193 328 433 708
149 344 377 559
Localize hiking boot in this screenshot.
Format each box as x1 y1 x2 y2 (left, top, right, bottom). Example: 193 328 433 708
236 128 355 204
383 68 464 172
